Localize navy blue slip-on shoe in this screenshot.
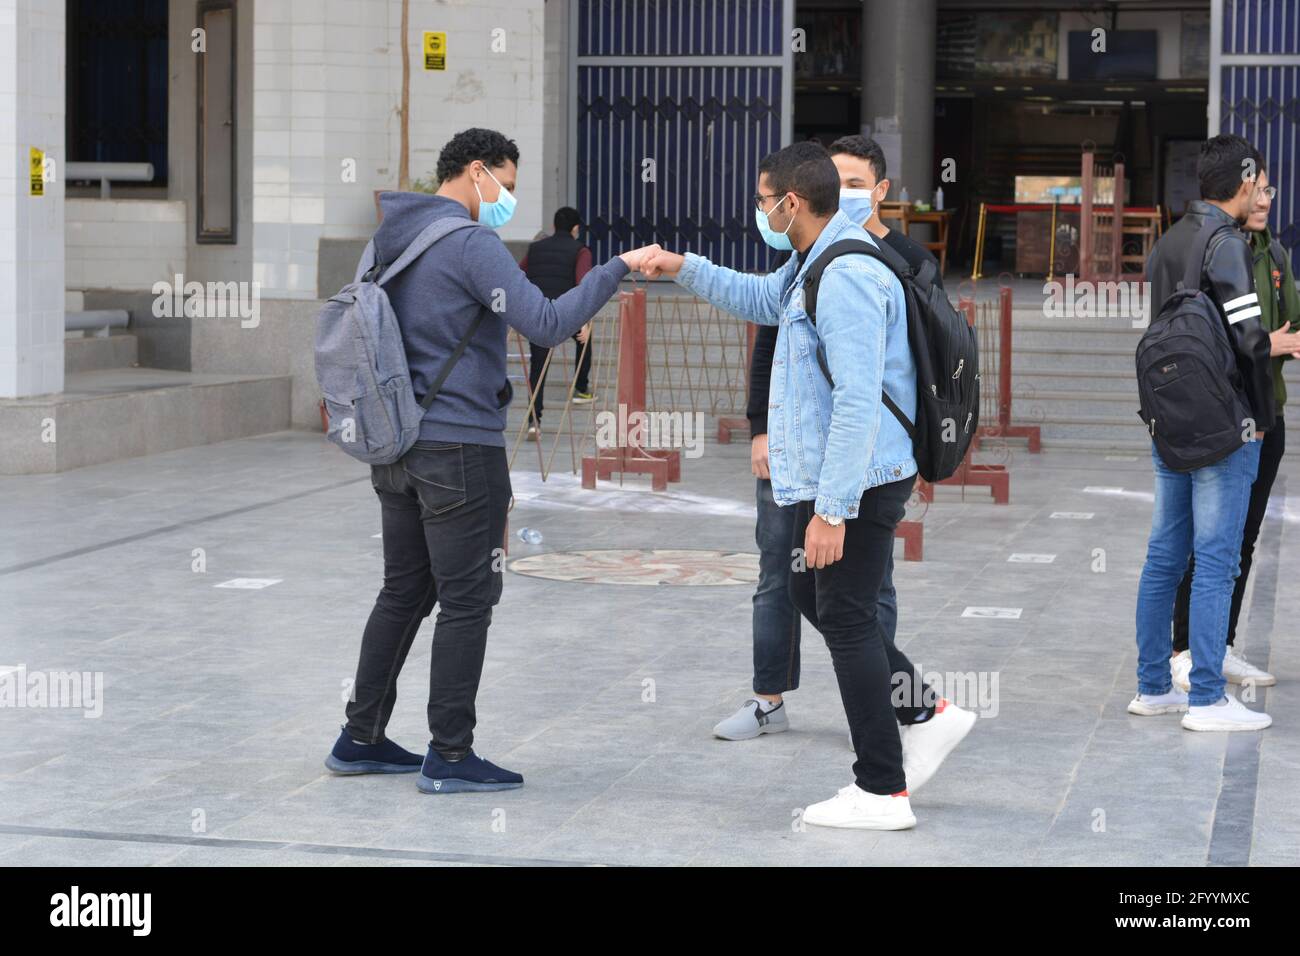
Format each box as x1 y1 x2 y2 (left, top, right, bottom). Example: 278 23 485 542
417 747 524 794
325 727 423 774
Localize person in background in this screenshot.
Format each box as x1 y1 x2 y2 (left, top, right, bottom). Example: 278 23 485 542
1170 166 1300 691
520 207 597 439
1130 134 1275 733
827 135 943 287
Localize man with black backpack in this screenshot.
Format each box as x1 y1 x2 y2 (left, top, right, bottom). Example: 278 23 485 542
712 137 976 804
320 128 660 791
643 141 976 830
1168 163 1300 693
1131 134 1276 732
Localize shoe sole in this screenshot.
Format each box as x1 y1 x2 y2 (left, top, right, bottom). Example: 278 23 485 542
1226 673 1277 686
713 721 788 741
416 774 524 794
571 397 595 404
1181 715 1273 732
1127 701 1189 716
905 708 978 793
324 755 422 775
804 813 917 831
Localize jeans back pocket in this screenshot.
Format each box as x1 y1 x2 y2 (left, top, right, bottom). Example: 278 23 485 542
403 443 467 515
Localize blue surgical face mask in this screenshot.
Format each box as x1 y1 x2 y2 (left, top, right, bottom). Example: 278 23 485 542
755 194 794 250
839 187 875 226
474 166 516 229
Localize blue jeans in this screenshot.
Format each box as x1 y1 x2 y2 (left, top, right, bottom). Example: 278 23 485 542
751 478 906 697
753 478 801 695
1136 439 1261 706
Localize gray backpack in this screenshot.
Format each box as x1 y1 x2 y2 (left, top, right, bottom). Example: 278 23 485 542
314 216 483 464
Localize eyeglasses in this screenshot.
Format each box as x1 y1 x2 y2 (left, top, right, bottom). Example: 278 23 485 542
753 192 804 211
1258 185 1278 201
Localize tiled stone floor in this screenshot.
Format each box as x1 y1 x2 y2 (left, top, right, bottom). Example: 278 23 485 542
1 431 1296 866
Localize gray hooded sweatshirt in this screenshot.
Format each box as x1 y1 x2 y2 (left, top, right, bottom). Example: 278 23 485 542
372 191 628 446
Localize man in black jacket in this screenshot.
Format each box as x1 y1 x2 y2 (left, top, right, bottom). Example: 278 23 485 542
1130 134 1274 733
520 207 597 437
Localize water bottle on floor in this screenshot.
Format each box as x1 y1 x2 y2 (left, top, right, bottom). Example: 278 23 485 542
517 528 543 545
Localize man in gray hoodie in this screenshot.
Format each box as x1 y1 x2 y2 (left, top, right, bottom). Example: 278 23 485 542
326 128 659 792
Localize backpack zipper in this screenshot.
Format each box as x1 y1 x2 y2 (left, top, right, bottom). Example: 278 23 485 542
953 358 964 379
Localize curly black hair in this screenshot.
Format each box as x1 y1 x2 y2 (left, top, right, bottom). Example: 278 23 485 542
436 128 520 183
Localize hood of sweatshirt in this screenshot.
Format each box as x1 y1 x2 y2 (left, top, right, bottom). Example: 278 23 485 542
372 191 475 268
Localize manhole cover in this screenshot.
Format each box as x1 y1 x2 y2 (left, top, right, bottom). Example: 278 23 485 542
508 548 759 586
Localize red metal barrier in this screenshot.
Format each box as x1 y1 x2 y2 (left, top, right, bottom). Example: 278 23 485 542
581 288 682 492
970 285 1041 454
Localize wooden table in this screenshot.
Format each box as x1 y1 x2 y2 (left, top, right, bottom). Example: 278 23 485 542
900 208 954 275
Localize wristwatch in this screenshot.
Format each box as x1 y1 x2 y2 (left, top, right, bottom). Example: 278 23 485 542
816 513 844 527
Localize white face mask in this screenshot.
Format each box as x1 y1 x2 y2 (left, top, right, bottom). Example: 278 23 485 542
839 188 875 226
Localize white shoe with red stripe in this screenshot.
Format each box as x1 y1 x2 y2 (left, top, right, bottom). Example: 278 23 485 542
803 784 916 831
902 698 977 793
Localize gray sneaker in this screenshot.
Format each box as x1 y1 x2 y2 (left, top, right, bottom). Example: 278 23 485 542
713 699 789 740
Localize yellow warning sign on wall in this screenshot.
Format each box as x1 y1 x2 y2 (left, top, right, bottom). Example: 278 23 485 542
423 31 446 70
30 147 44 196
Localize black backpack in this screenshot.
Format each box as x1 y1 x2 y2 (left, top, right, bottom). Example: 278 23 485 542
1136 226 1251 472
802 238 980 483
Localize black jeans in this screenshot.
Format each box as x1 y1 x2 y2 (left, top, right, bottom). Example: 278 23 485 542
788 476 930 796
1172 417 1285 652
528 336 591 424
344 441 511 753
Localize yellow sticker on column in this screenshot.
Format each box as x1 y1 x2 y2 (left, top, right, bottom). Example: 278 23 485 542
423 31 446 70
30 147 45 196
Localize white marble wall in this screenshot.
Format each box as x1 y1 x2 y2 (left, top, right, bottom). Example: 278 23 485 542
251 0 547 299
65 199 187 292
0 0 65 398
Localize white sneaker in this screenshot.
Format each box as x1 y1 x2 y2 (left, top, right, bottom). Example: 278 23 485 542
1222 646 1275 686
1170 650 1192 694
902 698 977 793
1181 693 1272 732
1127 688 1189 716
803 783 916 831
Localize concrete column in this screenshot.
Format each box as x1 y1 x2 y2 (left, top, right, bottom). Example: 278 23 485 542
0 0 65 398
542 0 571 219
861 0 935 205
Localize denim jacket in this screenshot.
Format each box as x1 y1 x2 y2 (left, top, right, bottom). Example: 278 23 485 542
676 210 918 518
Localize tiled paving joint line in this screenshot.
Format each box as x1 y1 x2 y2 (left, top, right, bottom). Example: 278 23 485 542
0 824 611 868
1207 473 1283 867
0 477 369 577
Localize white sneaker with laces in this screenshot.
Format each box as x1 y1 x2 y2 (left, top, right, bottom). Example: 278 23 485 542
902 698 977 793
1221 646 1275 686
1181 693 1272 732
803 783 916 831
1170 650 1192 694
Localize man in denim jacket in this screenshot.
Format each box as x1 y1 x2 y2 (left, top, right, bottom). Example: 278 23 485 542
645 142 974 830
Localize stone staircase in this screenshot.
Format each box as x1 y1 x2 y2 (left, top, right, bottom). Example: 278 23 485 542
1004 309 1300 454
0 326 292 475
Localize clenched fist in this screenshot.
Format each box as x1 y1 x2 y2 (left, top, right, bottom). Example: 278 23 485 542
618 243 663 273
641 249 686 278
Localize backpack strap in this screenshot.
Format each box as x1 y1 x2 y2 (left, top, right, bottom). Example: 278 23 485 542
801 237 915 436
377 216 482 286
351 217 486 412
1269 237 1287 276
1180 220 1218 294
353 216 482 287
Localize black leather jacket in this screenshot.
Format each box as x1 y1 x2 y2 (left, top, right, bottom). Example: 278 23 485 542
1147 200 1276 432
